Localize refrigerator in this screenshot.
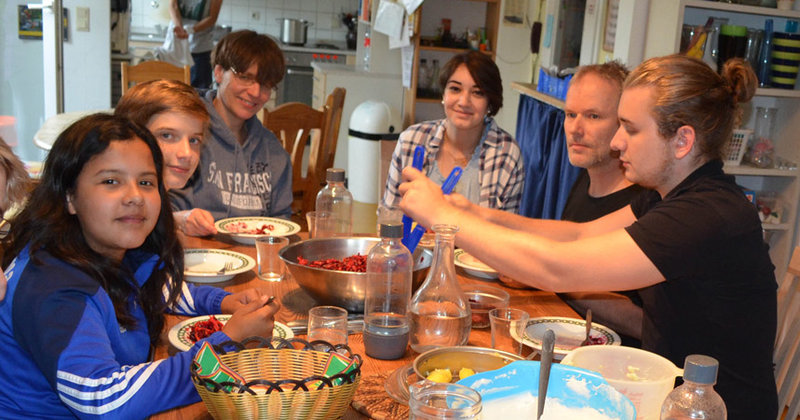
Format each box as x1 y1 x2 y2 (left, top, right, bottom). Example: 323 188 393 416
0 0 111 163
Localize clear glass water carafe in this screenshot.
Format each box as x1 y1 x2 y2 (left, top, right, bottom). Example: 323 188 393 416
408 224 471 353
364 223 412 360
315 168 353 236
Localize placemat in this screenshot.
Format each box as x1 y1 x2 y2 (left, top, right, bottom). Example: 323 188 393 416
351 372 409 420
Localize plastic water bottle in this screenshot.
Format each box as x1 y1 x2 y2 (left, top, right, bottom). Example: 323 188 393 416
315 168 353 236
364 223 412 360
660 354 727 420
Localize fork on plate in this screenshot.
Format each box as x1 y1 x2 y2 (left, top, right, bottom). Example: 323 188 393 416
217 261 234 274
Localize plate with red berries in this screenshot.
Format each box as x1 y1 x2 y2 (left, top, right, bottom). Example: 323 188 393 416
215 217 301 245
168 314 293 352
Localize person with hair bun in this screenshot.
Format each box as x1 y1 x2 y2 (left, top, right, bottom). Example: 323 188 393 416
397 55 777 418
382 51 524 213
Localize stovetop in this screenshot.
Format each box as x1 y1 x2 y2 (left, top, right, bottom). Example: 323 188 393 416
280 40 355 56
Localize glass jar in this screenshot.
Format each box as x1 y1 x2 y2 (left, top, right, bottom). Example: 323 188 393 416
408 224 471 353
702 17 729 72
750 106 777 168
409 381 482 420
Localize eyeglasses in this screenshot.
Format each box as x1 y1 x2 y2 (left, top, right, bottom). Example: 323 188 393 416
229 68 275 94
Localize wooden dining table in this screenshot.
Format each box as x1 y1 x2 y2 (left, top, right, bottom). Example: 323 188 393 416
150 231 580 420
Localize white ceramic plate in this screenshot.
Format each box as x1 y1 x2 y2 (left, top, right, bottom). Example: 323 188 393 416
453 249 498 279
521 316 621 360
168 314 294 352
215 217 301 245
184 248 255 283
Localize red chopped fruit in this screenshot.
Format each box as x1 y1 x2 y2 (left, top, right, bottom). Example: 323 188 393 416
297 254 367 272
189 315 225 342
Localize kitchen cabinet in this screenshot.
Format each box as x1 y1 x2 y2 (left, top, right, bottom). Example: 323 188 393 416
402 0 501 127
644 0 800 280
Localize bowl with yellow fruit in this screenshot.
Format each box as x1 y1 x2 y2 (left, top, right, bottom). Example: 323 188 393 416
414 346 523 383
385 346 522 404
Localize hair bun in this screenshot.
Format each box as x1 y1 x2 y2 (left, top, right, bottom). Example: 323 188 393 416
720 58 757 105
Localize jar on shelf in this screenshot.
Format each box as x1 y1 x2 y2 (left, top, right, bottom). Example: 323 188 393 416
747 106 777 168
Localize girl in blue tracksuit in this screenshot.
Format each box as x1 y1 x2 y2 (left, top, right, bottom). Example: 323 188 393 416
0 113 278 418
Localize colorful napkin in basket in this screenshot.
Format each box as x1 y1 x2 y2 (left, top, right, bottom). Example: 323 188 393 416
192 341 358 392
192 341 245 391
312 352 359 388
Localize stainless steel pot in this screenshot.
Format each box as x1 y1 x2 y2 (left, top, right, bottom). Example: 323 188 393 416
277 18 312 46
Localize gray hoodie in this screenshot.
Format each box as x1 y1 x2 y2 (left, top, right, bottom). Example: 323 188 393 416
169 89 293 220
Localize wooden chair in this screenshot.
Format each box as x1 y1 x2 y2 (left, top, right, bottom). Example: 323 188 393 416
263 88 346 223
120 60 191 95
776 246 800 420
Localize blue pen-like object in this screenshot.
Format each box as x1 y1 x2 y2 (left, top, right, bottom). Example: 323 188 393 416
406 166 463 253
402 146 425 247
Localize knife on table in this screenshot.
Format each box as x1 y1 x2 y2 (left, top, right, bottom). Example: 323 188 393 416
286 318 365 336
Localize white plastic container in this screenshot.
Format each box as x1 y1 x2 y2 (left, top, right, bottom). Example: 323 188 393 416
561 345 683 420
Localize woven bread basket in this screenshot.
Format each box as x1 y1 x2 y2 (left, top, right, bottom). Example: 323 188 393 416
190 337 362 420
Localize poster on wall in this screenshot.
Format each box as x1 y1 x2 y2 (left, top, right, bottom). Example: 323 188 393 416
18 6 69 41
18 5 42 39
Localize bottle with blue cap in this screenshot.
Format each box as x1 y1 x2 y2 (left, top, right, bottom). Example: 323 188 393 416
660 354 727 420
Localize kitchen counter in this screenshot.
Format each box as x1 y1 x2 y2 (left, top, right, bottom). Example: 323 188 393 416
312 62 400 76
281 40 355 56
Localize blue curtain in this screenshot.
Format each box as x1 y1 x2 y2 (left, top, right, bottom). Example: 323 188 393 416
515 94 580 220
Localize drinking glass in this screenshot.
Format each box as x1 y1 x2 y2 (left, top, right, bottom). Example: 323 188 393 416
489 308 530 355
308 305 348 346
306 211 334 239
255 236 289 282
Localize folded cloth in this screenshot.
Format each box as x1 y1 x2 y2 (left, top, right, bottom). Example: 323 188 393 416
154 28 194 67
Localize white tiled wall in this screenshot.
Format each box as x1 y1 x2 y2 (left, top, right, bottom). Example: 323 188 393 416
131 0 359 43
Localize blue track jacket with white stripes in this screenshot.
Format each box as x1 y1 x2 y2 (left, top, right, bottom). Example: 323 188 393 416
0 246 231 418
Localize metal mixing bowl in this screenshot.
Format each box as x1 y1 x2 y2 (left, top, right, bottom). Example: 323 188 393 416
279 237 432 312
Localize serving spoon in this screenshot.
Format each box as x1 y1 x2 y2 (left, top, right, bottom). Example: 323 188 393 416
580 308 593 346
537 329 555 420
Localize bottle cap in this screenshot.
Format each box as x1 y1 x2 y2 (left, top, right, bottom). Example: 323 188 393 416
786 20 799 34
326 168 345 182
682 354 719 384
380 223 403 238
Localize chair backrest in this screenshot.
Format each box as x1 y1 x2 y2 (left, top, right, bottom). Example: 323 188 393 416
120 60 191 95
263 87 346 218
775 246 800 420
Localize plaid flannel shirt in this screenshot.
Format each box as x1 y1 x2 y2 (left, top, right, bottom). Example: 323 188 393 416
382 118 525 213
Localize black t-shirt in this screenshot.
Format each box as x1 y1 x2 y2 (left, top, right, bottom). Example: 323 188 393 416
626 160 777 420
561 170 646 222
561 169 646 306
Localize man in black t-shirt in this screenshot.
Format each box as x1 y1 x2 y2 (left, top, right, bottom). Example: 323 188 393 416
559 62 646 344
